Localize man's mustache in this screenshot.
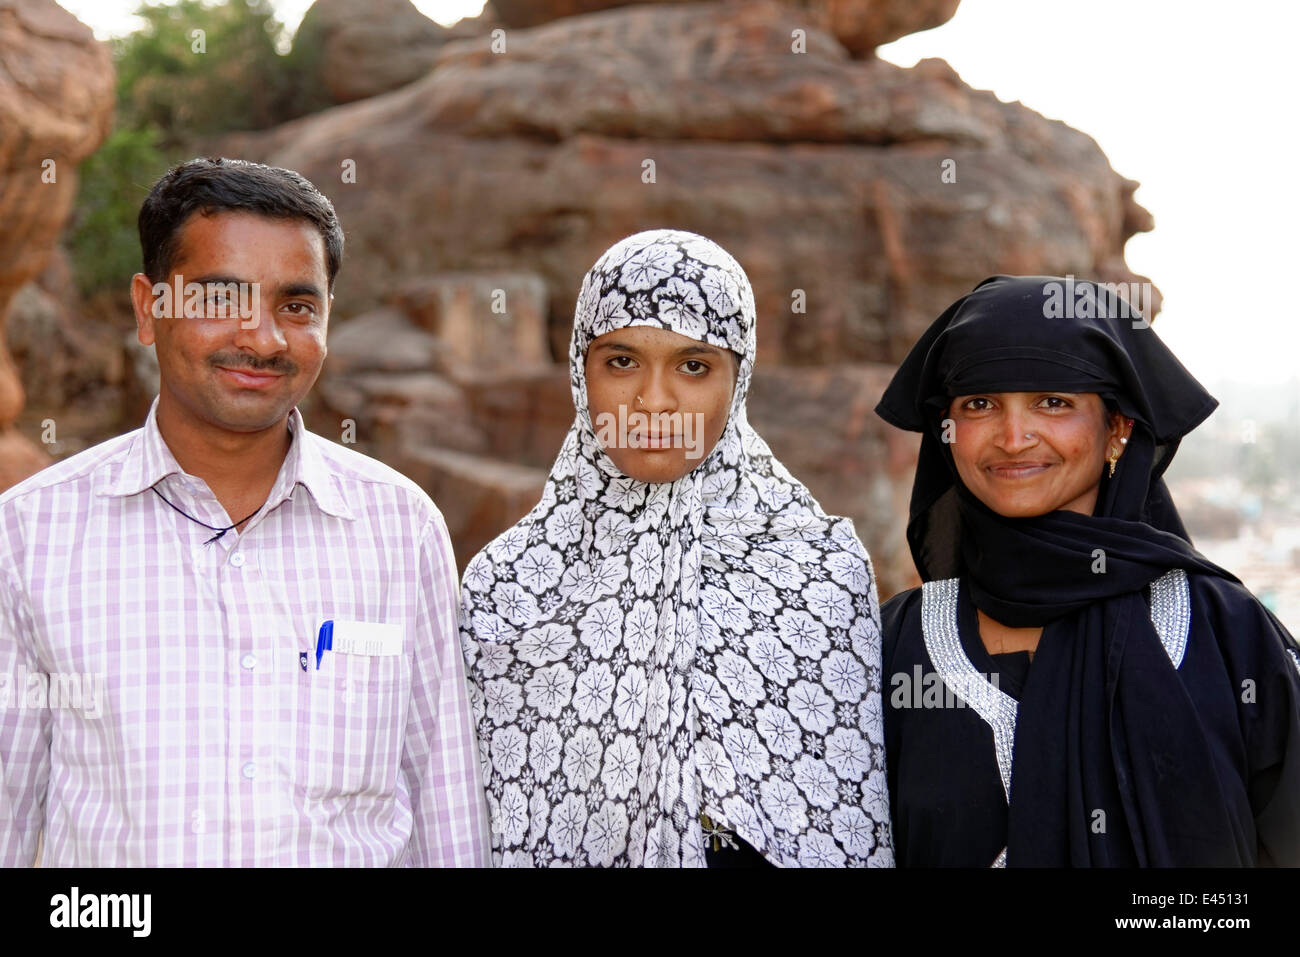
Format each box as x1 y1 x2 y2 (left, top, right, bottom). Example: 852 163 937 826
208 353 298 375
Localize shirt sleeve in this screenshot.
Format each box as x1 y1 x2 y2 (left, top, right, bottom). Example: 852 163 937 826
0 548 50 867
401 508 491 866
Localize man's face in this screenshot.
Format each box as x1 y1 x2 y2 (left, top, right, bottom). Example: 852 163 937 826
132 210 330 435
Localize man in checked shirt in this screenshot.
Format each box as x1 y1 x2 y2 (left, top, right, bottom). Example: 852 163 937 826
0 157 490 866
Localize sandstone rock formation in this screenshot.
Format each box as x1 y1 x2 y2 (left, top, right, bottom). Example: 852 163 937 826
312 289 917 577
0 0 114 488
5 252 130 460
234 1 1153 369
293 0 497 105
796 0 962 56
490 0 960 55
216 0 1153 591
8 0 1159 596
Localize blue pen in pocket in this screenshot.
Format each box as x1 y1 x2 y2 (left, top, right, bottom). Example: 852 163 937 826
315 620 334 670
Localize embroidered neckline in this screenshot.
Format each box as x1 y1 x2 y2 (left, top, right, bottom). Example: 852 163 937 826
918 569 1191 867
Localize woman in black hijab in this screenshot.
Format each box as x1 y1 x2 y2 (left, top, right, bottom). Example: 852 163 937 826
874 274 1300 866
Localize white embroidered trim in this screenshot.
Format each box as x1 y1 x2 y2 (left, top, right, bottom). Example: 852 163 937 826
919 569 1191 868
920 578 1019 805
1147 568 1191 670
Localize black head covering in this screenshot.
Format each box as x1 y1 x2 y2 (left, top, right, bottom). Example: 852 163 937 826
876 274 1227 622
876 275 1251 866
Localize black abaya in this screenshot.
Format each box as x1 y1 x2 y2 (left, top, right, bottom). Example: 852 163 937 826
874 275 1300 866
882 575 1300 866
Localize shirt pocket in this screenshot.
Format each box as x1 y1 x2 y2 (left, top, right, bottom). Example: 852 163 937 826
297 645 408 799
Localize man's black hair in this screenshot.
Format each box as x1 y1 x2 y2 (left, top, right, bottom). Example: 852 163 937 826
138 156 344 290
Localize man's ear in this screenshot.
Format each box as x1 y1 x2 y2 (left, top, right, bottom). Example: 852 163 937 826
131 273 160 346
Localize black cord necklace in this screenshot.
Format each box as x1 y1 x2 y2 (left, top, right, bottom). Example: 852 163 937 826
151 485 260 544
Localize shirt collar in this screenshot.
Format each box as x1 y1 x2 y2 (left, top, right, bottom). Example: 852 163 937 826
101 397 182 498
101 397 354 521
278 407 354 521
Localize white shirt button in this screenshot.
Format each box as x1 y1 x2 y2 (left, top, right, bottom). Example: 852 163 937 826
240 653 257 671
230 552 245 567
241 761 256 780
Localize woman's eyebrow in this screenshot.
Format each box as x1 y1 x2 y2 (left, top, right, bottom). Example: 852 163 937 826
591 340 639 355
589 341 721 358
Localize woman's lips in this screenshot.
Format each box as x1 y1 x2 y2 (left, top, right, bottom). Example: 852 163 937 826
217 366 284 390
629 433 681 450
985 462 1052 480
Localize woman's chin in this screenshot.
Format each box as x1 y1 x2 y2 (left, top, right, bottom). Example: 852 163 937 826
975 486 1100 519
609 449 696 485
993 504 1054 519
971 486 1061 519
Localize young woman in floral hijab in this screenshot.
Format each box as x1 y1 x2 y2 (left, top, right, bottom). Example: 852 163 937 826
458 230 893 867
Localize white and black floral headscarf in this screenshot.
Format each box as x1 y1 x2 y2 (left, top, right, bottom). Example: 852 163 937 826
459 229 893 867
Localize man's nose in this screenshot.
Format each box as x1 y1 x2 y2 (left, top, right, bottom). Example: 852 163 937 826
232 297 286 356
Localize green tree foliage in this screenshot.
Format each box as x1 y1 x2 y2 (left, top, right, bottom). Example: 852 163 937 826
67 0 331 298
66 126 168 297
115 0 301 147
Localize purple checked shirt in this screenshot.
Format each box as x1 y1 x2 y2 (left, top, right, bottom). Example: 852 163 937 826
0 400 490 866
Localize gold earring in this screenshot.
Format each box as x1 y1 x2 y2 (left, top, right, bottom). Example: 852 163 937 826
636 395 644 410
1108 447 1120 478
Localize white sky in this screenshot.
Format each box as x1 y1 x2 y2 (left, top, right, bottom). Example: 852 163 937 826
879 0 1300 390
56 0 1299 389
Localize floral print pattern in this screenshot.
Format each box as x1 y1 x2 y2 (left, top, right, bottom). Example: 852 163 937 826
459 230 892 867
